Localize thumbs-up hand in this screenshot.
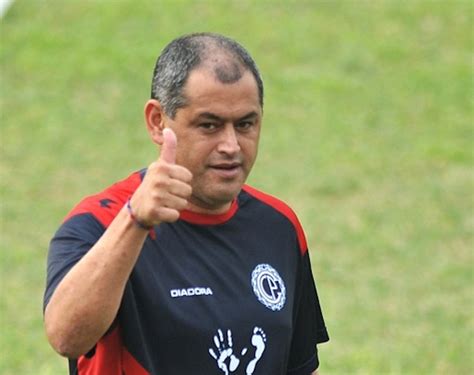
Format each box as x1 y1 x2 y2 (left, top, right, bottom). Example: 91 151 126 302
129 128 193 227
160 128 178 164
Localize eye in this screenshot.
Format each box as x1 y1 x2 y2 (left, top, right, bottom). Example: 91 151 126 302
199 123 218 131
236 121 254 131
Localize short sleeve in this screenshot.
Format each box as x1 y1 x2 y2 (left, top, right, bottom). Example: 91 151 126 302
287 251 329 374
43 213 105 311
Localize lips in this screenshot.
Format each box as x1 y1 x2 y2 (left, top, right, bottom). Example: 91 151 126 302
211 162 241 170
209 162 242 178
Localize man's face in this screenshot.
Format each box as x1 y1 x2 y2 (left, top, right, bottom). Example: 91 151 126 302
163 67 262 212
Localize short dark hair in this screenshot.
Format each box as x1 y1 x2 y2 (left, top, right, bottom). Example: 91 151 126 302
150 32 264 118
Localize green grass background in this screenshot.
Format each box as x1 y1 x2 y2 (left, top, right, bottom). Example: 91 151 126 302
1 0 472 374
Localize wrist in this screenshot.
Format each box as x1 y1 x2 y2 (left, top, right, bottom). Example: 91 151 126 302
126 199 154 231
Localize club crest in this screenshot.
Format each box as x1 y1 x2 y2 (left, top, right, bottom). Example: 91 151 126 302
251 264 286 311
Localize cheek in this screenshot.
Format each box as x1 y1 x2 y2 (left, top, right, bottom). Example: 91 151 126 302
242 140 259 163
176 153 196 172
175 144 208 172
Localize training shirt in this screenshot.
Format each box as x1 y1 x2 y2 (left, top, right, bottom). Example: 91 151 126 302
44 169 329 375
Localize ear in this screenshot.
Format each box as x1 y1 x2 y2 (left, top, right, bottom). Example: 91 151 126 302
144 99 166 145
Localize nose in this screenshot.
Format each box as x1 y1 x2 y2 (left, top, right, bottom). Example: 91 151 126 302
217 125 240 155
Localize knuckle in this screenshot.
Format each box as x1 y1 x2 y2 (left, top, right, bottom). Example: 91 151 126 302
184 170 193 182
176 198 188 210
151 190 166 204
173 182 192 198
171 210 180 221
148 161 159 170
153 207 166 221
154 175 171 190
184 184 192 197
154 162 171 177
156 207 179 223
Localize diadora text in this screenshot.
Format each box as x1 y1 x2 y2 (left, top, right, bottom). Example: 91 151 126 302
170 287 213 298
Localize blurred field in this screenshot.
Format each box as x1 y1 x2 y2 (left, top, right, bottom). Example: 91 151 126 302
1 1 472 374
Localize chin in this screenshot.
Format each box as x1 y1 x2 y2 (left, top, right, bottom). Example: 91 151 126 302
211 189 240 205
196 186 241 209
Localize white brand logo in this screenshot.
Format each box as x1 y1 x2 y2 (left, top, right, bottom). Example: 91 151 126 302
251 264 286 311
170 287 213 298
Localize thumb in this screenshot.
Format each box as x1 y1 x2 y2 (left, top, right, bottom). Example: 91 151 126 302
160 128 177 164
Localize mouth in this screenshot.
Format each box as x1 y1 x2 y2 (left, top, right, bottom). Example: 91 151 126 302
209 162 242 178
211 162 241 169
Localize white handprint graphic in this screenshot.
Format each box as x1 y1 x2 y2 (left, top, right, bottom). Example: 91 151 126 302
208 329 240 374
209 326 266 374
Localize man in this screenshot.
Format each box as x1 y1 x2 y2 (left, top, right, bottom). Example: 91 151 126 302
44 32 329 375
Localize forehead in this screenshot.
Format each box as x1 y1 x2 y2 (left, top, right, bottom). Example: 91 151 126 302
180 67 261 118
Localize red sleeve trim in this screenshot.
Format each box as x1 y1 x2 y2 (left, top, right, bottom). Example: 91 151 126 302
63 171 143 228
242 185 308 255
77 326 148 375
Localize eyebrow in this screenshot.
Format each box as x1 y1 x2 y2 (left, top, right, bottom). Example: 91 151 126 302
194 111 259 123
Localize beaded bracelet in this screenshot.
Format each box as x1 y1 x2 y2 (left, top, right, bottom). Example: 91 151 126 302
126 199 153 231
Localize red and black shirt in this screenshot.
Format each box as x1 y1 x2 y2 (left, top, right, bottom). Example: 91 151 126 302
44 169 329 375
